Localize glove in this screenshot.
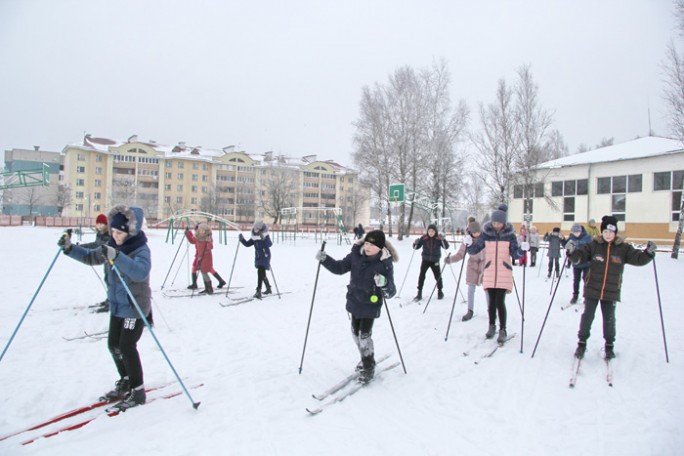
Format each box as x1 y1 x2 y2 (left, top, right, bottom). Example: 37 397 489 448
239 233 244 241
565 239 576 255
315 250 327 262
520 241 530 251
463 235 472 247
374 273 387 287
57 231 72 253
413 239 419 249
645 240 657 255
101 244 118 262
185 227 190 233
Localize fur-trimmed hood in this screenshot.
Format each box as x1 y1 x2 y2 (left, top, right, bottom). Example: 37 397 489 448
354 238 399 263
108 204 144 237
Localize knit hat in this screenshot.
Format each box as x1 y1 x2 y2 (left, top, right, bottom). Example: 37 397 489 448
552 227 561 233
427 224 437 234
588 218 596 225
600 215 619 234
490 204 508 224
570 223 582 234
110 212 130 233
95 214 108 225
364 230 386 249
467 220 481 234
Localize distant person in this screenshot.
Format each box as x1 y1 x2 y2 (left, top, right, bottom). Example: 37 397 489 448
566 224 591 304
586 218 600 238
412 224 449 301
543 227 565 280
567 215 656 360
58 205 152 411
315 230 397 383
80 213 111 313
239 221 273 299
185 223 226 295
354 223 365 240
528 226 540 267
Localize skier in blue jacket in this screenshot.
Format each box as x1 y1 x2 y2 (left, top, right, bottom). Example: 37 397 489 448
239 221 273 299
567 223 592 304
58 204 151 411
316 230 398 383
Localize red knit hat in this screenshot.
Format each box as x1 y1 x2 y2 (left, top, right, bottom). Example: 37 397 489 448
96 214 108 225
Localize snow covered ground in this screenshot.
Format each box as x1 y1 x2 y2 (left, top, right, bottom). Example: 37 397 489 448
0 226 682 456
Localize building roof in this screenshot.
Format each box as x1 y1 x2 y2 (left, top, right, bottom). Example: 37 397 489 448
536 136 684 169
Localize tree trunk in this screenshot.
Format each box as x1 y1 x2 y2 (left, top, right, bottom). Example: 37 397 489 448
671 190 683 259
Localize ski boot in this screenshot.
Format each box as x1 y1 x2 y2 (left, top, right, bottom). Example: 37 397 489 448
414 290 422 301
437 289 444 300
570 294 578 304
357 356 375 384
214 273 226 289
101 377 130 401
574 342 587 359
199 280 214 295
497 329 508 344
485 324 496 339
605 344 616 360
111 386 146 412
461 310 474 322
187 273 198 290
253 288 262 299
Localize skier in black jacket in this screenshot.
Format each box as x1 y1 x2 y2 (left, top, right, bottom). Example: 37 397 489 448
316 230 397 383
413 224 449 300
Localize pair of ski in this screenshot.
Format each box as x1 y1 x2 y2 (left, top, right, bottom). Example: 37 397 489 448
219 291 291 307
569 355 614 388
1 381 202 445
62 330 108 342
462 333 517 363
161 287 242 299
306 354 399 415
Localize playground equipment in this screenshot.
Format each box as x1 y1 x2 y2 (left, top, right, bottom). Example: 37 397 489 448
155 211 241 245
0 164 50 190
278 207 352 245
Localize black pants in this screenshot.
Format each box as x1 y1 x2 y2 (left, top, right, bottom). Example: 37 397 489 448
256 267 271 291
108 316 145 389
547 257 560 277
487 288 508 330
417 260 442 291
530 247 538 266
577 298 616 345
572 267 588 296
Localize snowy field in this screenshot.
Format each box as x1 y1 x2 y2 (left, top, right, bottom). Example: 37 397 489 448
0 226 682 456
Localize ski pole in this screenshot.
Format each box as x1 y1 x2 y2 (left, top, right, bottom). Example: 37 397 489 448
422 254 450 314
652 258 670 363
531 256 568 358
161 232 186 290
512 276 524 316
90 265 107 293
520 253 527 354
0 248 61 365
299 241 326 374
269 266 281 298
383 296 407 374
395 248 416 299
444 254 467 341
108 260 200 409
225 237 241 297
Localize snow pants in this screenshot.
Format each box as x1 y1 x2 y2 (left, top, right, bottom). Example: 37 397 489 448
417 260 442 292
577 298 616 345
108 316 145 389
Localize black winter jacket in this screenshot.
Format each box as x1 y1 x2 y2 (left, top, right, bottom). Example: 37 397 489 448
414 234 449 263
321 240 398 319
569 235 653 302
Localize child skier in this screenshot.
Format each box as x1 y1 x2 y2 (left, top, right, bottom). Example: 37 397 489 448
315 230 397 383
57 204 152 411
185 223 226 295
412 224 449 300
544 227 565 280
80 213 111 313
517 224 528 266
239 221 273 299
566 215 656 359
444 217 486 322
466 205 527 344
528 226 540 267
566 223 591 304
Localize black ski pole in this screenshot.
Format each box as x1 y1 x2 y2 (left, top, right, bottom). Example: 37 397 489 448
531 256 568 358
383 296 407 374
422 254 450 314
0 248 61 365
299 241 326 374
161 232 186 290
224 236 241 297
444 254 467 341
520 252 527 354
512 276 524 316
395 248 416 299
269 266 281 298
108 259 200 409
652 258 670 363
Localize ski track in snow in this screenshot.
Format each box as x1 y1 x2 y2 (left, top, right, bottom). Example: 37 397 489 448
0 227 683 455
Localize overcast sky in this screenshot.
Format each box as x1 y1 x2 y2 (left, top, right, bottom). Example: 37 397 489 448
0 0 678 167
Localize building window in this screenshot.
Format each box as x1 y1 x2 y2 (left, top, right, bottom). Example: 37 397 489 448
94 192 101 200
191 186 198 192
76 166 85 173
192 174 198 181
75 204 83 211
176 196 183 204
177 173 184 180
191 197 197 204
177 184 183 192
165 172 172 179
612 175 626 193
77 154 86 161
164 196 171 203
95 167 102 175
628 174 642 193
597 177 611 194
96 155 103 162
165 161 172 168
165 184 171 191
95 179 101 187
76 179 85 186
75 191 84 199
654 172 671 191
192 163 199 170
94 204 101 211
612 194 626 221
563 197 575 221
178 162 184 169
576 179 588 195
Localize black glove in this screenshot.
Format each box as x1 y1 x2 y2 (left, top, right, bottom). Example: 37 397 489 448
645 240 657 256
57 231 72 253
239 233 244 241
565 240 576 255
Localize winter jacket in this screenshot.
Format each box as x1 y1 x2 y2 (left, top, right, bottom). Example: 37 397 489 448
467 221 523 293
528 232 540 249
321 239 398 319
186 229 214 273
586 225 600 238
569 235 654 302
544 232 566 258
240 234 272 269
66 206 151 319
448 242 485 286
567 227 592 269
414 233 449 263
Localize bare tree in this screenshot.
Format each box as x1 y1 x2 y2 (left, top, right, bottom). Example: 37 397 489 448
200 184 221 215
258 166 299 224
112 176 136 204
56 184 72 216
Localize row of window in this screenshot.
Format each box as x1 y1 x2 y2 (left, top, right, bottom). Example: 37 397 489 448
558 191 682 222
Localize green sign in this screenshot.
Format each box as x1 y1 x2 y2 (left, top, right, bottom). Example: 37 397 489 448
388 183 405 202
